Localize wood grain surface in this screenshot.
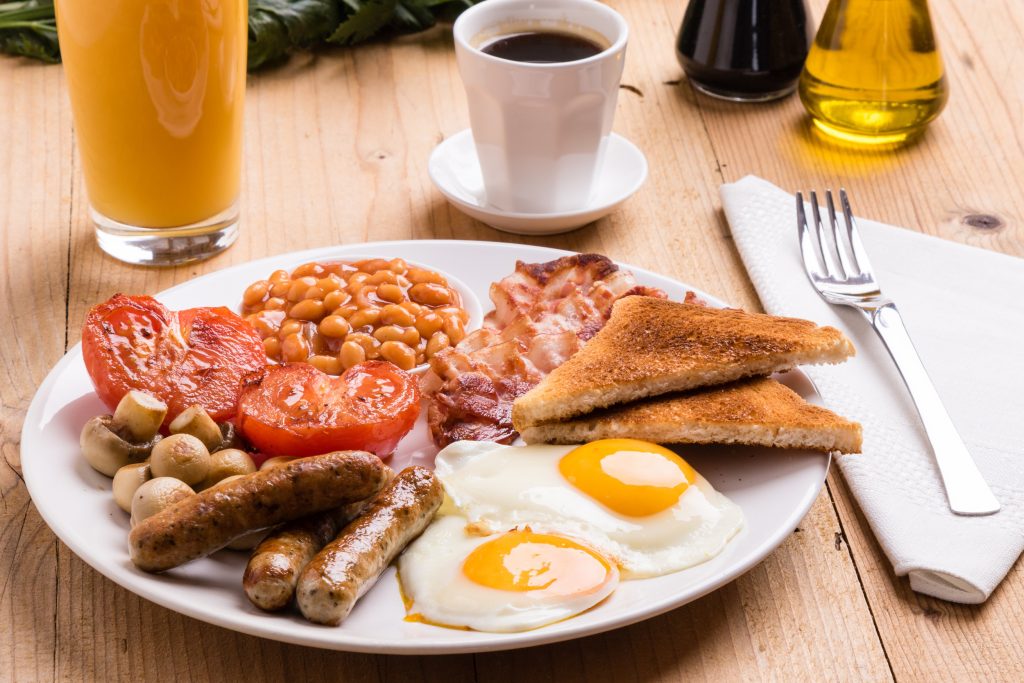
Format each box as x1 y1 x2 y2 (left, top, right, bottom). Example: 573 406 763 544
1 0 1021 681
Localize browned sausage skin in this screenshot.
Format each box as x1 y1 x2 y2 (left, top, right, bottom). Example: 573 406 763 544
243 501 367 612
296 466 443 626
129 451 388 572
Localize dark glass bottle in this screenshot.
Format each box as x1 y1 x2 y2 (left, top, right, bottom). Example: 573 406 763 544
676 0 813 102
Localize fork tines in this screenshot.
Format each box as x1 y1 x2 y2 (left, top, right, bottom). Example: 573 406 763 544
797 189 877 293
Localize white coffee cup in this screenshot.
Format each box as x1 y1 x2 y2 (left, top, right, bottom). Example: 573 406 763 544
453 0 629 214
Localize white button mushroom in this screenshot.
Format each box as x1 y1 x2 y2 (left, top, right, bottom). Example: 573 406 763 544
130 477 194 527
149 434 211 486
168 405 225 453
112 462 151 513
198 449 257 490
80 415 158 477
112 391 167 443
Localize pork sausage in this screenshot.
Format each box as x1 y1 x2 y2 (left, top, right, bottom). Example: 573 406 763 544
296 466 443 625
129 451 388 572
243 500 369 611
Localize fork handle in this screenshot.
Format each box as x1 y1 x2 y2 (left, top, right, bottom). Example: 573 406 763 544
867 303 1000 515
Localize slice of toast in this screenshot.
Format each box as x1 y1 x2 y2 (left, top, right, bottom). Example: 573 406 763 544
519 377 862 454
512 296 854 428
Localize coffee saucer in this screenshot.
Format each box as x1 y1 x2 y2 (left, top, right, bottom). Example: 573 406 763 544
428 129 648 235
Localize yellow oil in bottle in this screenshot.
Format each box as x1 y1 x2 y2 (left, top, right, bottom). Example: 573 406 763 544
799 0 948 144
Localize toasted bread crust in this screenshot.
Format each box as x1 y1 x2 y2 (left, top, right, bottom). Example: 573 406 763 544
512 297 855 427
520 377 862 454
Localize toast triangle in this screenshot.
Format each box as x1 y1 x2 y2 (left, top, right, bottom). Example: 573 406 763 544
519 377 862 454
512 296 854 427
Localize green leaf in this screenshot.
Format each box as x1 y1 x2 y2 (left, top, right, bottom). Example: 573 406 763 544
248 0 341 70
328 0 398 45
1 0 480 70
0 0 59 63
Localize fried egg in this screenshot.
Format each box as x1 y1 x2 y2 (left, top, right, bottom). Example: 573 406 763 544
433 439 744 578
398 516 619 632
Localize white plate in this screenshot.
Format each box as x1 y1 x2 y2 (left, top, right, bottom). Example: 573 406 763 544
428 130 648 235
22 240 828 655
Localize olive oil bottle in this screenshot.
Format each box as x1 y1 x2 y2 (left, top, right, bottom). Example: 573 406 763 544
799 0 948 144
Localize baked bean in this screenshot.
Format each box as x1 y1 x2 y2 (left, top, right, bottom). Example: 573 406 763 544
443 316 465 344
426 332 450 358
309 354 342 375
278 319 303 340
360 258 391 273
346 272 370 294
288 277 317 303
244 259 467 374
318 275 343 292
334 304 359 319
369 270 399 286
377 283 404 303
348 307 381 330
292 262 320 278
290 299 326 322
410 283 452 306
249 312 282 338
281 333 311 362
414 312 443 338
346 332 379 354
400 300 424 316
319 315 351 338
243 281 269 307
373 325 404 343
374 325 419 346
381 304 415 327
379 341 416 370
323 290 349 311
353 285 379 309
339 341 366 369
439 305 470 324
406 267 444 285
263 337 281 358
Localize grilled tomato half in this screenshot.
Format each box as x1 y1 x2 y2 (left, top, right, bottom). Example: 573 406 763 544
82 294 266 425
236 361 420 458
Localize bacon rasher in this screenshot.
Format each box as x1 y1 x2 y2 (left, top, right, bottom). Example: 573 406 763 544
422 254 668 447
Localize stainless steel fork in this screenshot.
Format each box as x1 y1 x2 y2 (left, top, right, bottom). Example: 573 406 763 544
796 189 1000 516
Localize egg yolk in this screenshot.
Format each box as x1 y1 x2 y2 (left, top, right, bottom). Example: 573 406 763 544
559 439 697 517
462 530 614 596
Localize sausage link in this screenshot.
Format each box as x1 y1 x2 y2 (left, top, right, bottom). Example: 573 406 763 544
296 466 443 625
243 500 369 611
129 451 388 572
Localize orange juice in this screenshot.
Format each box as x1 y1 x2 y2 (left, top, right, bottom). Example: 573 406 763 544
56 0 247 228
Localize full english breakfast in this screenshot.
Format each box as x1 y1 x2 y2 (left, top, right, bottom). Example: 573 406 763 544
71 252 860 632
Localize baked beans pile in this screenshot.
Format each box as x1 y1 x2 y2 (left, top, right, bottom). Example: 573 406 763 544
241 259 468 374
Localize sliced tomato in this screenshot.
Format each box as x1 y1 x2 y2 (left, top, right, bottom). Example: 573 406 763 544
237 361 420 458
81 294 266 424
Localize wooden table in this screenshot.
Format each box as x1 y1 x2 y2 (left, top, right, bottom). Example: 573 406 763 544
2 0 1022 680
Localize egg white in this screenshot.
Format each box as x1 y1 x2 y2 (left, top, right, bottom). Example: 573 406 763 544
398 516 620 633
434 440 745 578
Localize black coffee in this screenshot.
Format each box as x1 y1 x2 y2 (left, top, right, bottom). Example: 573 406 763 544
481 31 604 64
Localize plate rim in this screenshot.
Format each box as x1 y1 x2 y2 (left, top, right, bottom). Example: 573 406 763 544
21 239 829 655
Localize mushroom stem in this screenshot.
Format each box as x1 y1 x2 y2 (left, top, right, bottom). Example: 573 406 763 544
112 391 167 442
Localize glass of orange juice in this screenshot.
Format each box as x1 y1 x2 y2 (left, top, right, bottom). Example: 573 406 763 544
55 0 247 265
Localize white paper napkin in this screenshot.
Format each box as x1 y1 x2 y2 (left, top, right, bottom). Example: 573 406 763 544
719 175 1024 604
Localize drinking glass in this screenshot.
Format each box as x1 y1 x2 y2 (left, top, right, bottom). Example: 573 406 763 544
55 0 247 265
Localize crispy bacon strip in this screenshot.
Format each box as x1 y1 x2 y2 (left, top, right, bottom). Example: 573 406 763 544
423 254 671 447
